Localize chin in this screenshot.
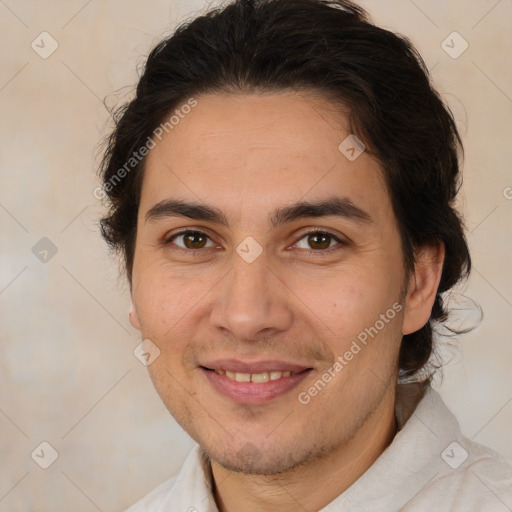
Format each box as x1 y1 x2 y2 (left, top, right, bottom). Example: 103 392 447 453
214 453 301 476
207 441 327 476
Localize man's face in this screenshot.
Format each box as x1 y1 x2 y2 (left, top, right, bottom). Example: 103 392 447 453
130 92 407 474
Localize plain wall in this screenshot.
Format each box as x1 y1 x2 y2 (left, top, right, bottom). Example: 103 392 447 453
1 0 511 510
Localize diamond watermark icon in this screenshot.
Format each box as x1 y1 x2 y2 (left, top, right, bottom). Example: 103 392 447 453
134 339 161 366
31 32 59 59
441 441 468 469
31 441 59 469
338 134 365 161
32 237 58 263
441 32 468 60
236 236 263 263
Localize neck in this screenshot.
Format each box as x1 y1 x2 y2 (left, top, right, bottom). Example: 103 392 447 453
211 384 398 512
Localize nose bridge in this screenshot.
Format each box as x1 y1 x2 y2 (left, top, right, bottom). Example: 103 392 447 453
210 249 293 340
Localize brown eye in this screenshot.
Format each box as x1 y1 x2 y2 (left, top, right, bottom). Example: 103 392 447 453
307 233 332 250
183 232 207 249
294 230 343 251
167 230 214 250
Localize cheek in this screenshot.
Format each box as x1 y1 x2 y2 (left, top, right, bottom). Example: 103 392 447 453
133 269 196 337
296 268 396 332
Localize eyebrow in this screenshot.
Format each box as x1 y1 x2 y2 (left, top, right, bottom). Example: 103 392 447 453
144 196 372 228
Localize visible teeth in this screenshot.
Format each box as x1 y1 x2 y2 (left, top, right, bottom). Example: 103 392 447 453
251 372 269 383
218 370 299 382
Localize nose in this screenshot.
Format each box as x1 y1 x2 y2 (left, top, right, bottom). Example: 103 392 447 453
209 251 294 343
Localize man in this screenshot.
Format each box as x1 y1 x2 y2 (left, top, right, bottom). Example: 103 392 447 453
98 0 512 510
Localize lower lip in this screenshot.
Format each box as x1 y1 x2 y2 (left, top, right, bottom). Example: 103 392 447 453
201 368 312 405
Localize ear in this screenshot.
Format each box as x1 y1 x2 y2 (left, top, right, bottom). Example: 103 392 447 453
129 301 141 330
402 243 445 335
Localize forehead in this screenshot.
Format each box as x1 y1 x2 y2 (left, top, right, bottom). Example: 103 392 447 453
139 92 390 226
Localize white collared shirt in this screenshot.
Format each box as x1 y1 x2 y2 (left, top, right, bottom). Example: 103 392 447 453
125 384 512 511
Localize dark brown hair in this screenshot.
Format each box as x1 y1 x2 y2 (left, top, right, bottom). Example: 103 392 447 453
99 0 471 382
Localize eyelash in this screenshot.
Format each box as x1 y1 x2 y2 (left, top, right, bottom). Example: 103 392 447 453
163 228 346 255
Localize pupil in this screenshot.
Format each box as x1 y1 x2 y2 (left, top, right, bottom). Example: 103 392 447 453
310 233 329 249
186 233 205 248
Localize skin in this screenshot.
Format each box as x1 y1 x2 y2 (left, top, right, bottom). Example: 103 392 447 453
129 91 444 512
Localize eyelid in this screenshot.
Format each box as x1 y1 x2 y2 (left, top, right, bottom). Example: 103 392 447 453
290 228 347 252
163 228 219 250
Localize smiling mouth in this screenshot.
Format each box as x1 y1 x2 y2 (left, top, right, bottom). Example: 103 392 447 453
200 365 313 404
201 367 307 383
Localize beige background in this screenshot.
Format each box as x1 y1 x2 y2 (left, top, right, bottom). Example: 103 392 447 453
0 0 511 510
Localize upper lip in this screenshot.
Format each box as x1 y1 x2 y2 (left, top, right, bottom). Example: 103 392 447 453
200 358 312 374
